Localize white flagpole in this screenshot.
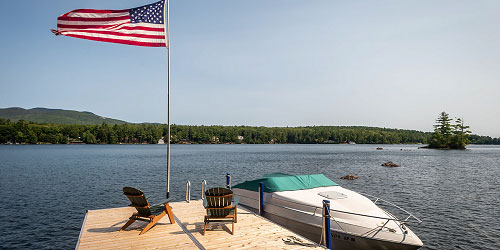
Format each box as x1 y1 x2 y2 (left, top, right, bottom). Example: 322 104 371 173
164 0 171 199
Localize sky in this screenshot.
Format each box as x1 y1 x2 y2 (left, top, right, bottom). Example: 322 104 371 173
0 0 499 137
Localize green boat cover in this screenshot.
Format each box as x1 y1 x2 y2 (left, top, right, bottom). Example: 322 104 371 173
233 173 338 192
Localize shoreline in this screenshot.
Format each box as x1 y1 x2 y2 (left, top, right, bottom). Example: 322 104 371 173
3 143 498 146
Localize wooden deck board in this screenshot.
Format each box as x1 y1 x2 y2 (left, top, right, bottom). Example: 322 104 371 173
77 200 324 250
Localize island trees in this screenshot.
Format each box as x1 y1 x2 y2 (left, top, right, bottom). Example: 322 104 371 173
429 112 471 149
450 118 471 149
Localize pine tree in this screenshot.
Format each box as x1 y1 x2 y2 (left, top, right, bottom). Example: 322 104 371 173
429 112 452 148
451 117 471 149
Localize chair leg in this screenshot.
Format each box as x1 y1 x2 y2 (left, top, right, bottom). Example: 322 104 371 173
232 221 234 235
140 212 166 235
140 220 156 235
234 207 238 223
120 219 136 231
165 203 175 224
203 221 208 235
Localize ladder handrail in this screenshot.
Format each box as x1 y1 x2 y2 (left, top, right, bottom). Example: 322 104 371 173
185 180 191 202
201 180 207 199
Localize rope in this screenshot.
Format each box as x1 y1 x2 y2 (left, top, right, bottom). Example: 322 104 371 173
282 236 316 247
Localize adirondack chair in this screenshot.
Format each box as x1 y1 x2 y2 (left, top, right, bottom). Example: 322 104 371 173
120 187 175 235
203 187 238 235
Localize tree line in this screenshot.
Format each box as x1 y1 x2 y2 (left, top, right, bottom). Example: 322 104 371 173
0 118 498 145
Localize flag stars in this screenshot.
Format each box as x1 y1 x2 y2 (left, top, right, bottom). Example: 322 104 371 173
130 0 164 24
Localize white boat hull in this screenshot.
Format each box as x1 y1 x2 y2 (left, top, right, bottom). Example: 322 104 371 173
233 186 423 250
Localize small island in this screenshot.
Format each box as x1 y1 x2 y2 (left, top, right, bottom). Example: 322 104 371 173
427 112 471 150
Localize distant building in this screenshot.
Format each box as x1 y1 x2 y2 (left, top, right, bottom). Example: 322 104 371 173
157 137 165 144
237 136 244 141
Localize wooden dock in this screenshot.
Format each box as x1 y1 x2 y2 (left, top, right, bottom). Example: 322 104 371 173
77 200 325 250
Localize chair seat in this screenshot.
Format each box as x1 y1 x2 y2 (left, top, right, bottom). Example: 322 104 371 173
149 204 166 216
207 208 235 217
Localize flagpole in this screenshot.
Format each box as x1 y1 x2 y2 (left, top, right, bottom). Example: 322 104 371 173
164 0 171 199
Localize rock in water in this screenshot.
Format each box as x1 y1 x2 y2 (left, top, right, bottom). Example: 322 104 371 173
376 147 383 150
340 174 359 180
381 161 400 167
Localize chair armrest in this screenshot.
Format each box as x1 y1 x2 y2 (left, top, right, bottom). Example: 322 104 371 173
150 198 173 209
150 203 164 209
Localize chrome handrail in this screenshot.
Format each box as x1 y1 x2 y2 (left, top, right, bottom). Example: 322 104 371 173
236 193 422 224
185 180 191 202
201 180 207 199
359 192 422 224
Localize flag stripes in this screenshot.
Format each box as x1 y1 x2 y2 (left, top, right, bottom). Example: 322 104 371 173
52 1 166 47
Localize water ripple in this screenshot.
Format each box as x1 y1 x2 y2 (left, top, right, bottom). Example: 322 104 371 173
0 144 499 249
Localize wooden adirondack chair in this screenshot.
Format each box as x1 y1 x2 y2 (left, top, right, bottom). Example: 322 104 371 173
203 187 238 235
120 187 175 235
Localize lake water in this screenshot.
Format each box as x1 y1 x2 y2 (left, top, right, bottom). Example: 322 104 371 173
1 144 499 249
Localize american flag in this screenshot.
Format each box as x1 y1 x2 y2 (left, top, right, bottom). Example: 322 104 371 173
52 1 166 47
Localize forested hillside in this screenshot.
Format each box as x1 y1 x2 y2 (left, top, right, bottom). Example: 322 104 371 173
1 119 498 145
0 107 126 125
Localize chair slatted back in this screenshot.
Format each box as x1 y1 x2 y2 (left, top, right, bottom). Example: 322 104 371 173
205 187 233 218
123 187 151 217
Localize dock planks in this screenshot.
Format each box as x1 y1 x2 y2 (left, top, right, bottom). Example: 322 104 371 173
77 200 324 250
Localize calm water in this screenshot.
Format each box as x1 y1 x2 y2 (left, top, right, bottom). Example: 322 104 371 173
0 144 499 249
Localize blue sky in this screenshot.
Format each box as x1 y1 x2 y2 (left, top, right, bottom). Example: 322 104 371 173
1 0 499 137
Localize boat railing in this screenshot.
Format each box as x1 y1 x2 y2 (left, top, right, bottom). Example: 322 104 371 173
271 195 422 224
359 192 422 224
236 192 422 225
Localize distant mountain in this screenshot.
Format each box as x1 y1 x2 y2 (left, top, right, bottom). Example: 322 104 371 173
0 107 128 125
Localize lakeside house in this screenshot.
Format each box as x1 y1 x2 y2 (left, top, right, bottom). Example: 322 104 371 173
157 137 165 144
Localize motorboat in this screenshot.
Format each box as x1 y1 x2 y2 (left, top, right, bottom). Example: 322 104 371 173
232 173 423 250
